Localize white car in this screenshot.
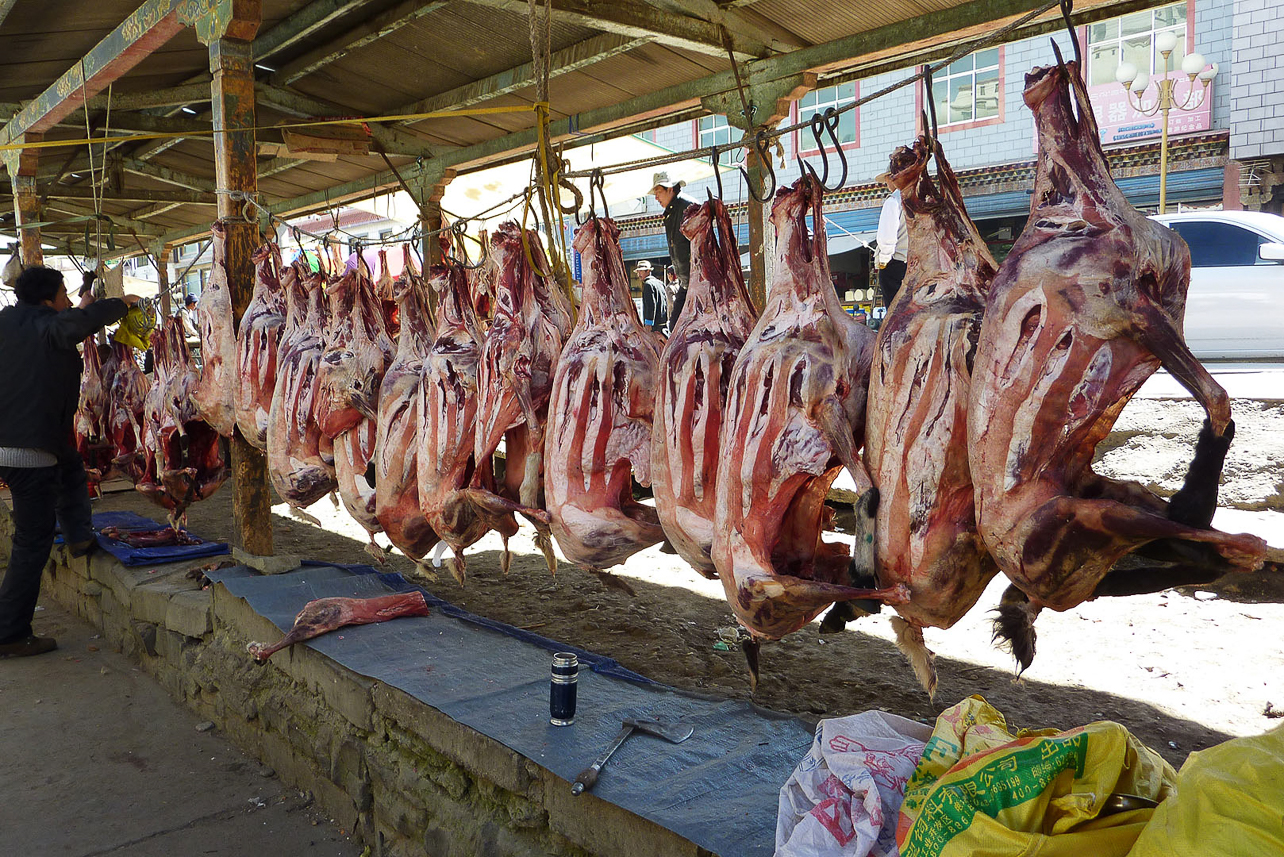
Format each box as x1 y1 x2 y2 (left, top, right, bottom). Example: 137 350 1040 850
1151 210 1284 359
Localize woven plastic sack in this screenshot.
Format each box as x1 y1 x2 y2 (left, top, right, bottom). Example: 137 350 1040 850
112 304 155 351
1128 722 1284 857
896 696 1176 857
776 710 932 857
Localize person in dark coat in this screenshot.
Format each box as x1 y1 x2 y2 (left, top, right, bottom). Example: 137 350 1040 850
0 266 137 657
635 259 668 334
651 171 698 330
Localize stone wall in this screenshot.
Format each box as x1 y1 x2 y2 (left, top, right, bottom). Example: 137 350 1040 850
0 505 708 857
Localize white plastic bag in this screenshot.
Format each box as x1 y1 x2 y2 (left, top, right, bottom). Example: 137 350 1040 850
777 710 932 857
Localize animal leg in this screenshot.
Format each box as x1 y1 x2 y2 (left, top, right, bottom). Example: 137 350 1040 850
1166 418 1234 528
1134 303 1231 434
992 584 1040 673
890 616 938 698
742 636 761 695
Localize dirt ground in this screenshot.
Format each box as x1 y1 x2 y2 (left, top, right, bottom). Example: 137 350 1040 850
96 394 1284 770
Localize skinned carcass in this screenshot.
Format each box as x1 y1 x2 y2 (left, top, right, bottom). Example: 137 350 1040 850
136 316 228 527
191 220 238 437
651 197 758 579
418 261 549 582
470 223 568 573
862 136 1000 695
712 171 909 689
332 262 393 558
107 341 149 481
544 216 664 573
248 591 430 662
74 337 115 495
267 264 337 514
234 243 287 449
967 56 1268 672
374 248 440 563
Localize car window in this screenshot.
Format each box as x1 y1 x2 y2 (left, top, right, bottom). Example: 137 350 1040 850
1168 221 1267 267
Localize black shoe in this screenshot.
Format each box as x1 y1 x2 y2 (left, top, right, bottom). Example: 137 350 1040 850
69 538 98 559
0 635 58 658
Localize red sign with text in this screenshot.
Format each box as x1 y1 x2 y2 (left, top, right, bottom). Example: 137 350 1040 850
1088 71 1213 144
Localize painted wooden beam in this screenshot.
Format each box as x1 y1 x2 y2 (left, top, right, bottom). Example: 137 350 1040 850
3 185 215 204
457 0 769 60
0 0 20 29
252 0 380 62
0 0 226 145
269 0 450 86
394 33 650 118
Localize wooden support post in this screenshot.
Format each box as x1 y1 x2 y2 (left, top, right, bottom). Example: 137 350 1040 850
12 175 43 267
202 1 270 556
743 144 767 310
152 242 173 316
414 166 455 316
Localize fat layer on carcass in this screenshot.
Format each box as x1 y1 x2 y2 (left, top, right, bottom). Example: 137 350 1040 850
375 247 440 562
967 58 1267 666
712 171 908 646
863 136 1000 694
191 220 238 437
651 197 757 578
470 223 567 572
418 261 548 581
234 242 287 449
544 216 664 571
135 316 228 527
267 264 337 510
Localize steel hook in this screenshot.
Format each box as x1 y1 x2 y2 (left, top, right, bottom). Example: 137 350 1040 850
738 128 777 203
815 108 847 191
708 144 726 199
923 65 940 145
1059 0 1082 67
589 169 609 220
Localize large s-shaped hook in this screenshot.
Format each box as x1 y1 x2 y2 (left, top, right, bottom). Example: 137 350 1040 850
738 128 777 203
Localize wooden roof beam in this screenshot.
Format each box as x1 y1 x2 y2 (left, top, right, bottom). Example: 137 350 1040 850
0 0 19 30
644 0 808 52
269 0 450 86
394 33 651 118
0 0 224 156
254 83 450 159
457 0 769 60
121 157 217 193
3 185 215 204
252 0 382 63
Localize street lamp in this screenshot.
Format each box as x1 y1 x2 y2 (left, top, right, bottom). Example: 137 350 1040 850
1116 31 1217 213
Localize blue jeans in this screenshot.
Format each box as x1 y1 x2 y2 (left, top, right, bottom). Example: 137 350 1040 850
0 451 94 643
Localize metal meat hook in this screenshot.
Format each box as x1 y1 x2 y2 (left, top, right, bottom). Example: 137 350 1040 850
922 65 940 146
451 221 489 271
738 128 777 203
708 144 725 199
590 169 609 219
804 108 848 192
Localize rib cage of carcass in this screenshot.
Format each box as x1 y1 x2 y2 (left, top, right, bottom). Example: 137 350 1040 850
136 315 228 528
966 55 1268 672
191 220 238 438
235 242 287 450
712 170 909 688
469 222 571 574
543 215 664 574
862 135 1000 696
652 196 758 579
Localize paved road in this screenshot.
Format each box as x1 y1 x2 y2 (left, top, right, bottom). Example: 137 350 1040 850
1137 361 1284 401
0 598 360 857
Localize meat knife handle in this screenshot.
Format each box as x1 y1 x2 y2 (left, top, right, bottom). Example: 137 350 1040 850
570 724 635 796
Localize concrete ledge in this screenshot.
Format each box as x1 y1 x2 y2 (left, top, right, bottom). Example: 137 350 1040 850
0 504 709 856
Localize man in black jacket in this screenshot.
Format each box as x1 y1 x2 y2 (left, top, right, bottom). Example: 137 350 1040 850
0 266 136 657
635 260 667 333
651 171 698 330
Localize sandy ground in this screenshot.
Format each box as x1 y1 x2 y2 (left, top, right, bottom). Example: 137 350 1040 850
93 393 1284 769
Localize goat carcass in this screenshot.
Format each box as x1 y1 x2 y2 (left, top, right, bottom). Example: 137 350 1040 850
651 197 758 578
544 216 664 572
107 341 149 481
248 591 430 662
712 172 908 688
136 316 228 527
863 137 1000 695
419 261 549 581
967 57 1268 671
75 337 115 495
375 248 439 562
471 223 568 572
267 265 337 513
191 220 238 437
234 242 287 449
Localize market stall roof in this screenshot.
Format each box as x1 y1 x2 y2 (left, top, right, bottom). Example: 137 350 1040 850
0 0 1175 258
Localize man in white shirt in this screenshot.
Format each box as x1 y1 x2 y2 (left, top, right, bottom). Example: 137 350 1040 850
875 183 909 308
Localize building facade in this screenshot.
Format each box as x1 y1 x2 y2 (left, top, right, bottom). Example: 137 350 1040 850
615 0 1282 314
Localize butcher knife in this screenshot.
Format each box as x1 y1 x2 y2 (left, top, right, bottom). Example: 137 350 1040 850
570 717 693 795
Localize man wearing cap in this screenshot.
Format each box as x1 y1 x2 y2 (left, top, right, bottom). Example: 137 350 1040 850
635 260 668 334
650 171 698 330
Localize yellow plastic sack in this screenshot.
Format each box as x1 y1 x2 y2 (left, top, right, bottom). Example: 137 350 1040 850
112 304 155 351
897 696 1176 857
1128 722 1284 857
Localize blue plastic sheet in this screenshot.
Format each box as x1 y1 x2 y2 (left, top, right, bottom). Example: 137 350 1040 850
58 511 230 566
209 563 812 857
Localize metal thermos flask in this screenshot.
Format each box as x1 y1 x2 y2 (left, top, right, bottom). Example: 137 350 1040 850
550 653 578 726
